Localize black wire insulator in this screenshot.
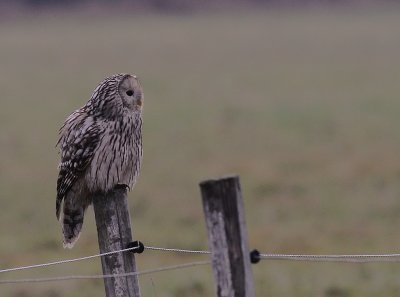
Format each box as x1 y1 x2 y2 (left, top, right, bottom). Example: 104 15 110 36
127 241 145 254
250 249 261 264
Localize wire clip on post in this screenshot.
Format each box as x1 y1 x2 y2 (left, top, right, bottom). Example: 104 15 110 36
127 241 145 254
250 249 260 264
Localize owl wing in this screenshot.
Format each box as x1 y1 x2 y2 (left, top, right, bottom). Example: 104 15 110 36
56 112 101 219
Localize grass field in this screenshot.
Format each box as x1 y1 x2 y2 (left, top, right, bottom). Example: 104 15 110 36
1 7 400 297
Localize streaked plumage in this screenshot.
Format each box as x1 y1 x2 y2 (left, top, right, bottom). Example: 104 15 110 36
56 73 143 248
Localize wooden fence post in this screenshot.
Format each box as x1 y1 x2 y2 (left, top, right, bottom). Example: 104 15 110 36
200 175 255 297
93 186 141 297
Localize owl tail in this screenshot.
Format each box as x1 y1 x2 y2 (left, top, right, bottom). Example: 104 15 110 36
60 196 89 249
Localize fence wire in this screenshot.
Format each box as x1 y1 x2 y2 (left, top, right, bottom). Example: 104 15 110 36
0 246 139 274
0 260 211 284
3 243 400 284
144 246 211 254
260 253 400 263
145 246 400 263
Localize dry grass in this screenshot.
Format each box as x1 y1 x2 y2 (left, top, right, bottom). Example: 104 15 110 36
1 7 400 296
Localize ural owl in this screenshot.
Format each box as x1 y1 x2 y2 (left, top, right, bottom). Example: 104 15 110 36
56 74 143 248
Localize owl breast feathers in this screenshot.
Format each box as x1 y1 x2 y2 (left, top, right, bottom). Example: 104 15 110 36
56 73 143 248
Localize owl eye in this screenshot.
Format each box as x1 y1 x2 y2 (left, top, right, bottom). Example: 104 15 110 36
126 90 134 96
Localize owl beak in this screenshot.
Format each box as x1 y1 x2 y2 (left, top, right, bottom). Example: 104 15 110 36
136 98 143 107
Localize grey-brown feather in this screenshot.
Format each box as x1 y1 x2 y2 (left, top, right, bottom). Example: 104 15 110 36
56 74 143 248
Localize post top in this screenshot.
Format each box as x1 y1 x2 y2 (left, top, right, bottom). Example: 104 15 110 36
199 174 239 187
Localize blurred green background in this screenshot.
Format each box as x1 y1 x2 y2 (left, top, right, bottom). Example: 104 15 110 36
1 3 400 297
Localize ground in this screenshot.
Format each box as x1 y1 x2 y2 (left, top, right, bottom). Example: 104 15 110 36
1 7 400 297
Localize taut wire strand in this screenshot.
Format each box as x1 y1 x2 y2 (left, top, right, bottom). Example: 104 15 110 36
144 246 211 254
0 261 211 284
260 253 400 263
0 246 139 274
4 243 400 277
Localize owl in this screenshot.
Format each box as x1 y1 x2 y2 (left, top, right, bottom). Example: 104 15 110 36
56 74 143 248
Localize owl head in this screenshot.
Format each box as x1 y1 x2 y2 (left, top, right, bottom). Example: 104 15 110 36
87 73 144 118
118 74 143 112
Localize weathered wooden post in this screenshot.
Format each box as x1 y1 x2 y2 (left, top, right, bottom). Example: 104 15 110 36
93 186 141 297
200 175 255 297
